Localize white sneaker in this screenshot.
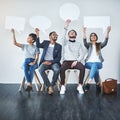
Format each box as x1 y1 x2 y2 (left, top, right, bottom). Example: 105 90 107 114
77 84 84 94
60 85 66 94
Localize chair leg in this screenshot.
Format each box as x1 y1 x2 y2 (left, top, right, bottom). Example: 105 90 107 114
40 83 45 91
34 71 42 92
56 78 61 91
64 70 70 86
99 75 102 86
19 77 25 92
74 70 79 84
83 70 90 85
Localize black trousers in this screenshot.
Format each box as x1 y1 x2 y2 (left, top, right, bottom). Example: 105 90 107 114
60 61 85 85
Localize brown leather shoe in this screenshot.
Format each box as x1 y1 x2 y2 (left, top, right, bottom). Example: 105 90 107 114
48 86 54 95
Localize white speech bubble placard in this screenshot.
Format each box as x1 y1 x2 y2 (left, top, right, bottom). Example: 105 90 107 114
5 16 25 32
59 3 80 21
84 16 110 33
29 16 52 33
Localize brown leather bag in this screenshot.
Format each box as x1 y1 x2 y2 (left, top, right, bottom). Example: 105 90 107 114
102 78 117 94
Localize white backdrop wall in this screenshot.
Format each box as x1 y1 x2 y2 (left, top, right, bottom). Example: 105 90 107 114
0 0 120 83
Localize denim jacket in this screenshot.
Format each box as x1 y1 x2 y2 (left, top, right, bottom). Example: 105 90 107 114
83 38 108 63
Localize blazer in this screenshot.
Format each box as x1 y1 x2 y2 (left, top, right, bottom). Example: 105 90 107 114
36 38 62 66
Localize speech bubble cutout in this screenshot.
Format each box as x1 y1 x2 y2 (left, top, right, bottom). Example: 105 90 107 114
29 16 52 33
5 16 25 32
84 16 110 33
59 3 80 21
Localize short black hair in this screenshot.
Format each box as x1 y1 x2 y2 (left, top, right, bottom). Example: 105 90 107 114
49 31 56 36
68 29 77 36
29 33 37 42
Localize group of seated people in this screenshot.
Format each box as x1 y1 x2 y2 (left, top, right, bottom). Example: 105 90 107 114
11 19 111 95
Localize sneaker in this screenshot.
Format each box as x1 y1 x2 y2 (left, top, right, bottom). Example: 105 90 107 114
77 84 84 94
60 85 66 94
48 86 54 95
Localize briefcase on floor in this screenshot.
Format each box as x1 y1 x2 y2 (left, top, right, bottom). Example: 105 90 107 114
102 78 117 94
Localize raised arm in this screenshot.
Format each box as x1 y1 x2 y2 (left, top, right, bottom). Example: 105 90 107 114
61 19 71 45
105 26 111 39
35 28 44 48
101 26 111 48
83 27 89 49
83 27 87 39
11 29 22 48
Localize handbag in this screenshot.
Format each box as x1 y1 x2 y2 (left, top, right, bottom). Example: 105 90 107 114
102 78 117 94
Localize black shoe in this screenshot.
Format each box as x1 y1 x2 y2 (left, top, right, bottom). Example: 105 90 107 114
84 83 90 92
96 84 101 93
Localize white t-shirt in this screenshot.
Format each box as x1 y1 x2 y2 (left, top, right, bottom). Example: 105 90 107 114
44 43 54 61
87 45 100 62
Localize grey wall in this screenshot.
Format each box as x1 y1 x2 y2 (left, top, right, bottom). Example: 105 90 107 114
0 0 120 83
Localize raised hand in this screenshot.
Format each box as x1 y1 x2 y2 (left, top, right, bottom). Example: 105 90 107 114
65 19 71 27
83 27 87 33
35 28 40 37
11 28 15 34
107 26 111 33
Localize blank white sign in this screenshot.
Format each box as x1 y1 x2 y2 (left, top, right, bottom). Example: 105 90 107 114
84 16 110 33
5 16 26 32
59 3 80 21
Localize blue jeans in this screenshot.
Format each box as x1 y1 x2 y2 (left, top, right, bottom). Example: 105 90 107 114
85 62 102 83
38 63 60 87
23 58 38 83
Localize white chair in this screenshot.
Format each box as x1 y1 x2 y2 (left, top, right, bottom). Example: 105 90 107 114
64 69 102 86
19 70 43 92
64 69 79 86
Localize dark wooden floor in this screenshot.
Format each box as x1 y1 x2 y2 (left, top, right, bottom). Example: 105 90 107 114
0 84 120 120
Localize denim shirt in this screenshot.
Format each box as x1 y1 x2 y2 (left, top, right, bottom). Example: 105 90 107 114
83 38 108 63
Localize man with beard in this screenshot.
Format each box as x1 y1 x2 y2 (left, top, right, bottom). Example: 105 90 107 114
60 19 85 95
35 28 62 95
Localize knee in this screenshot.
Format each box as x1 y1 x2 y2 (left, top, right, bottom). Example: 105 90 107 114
53 68 60 74
60 65 67 72
38 67 44 74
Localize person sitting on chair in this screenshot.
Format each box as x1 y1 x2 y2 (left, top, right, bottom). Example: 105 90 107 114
60 19 85 95
11 29 40 92
83 26 111 92
35 28 62 95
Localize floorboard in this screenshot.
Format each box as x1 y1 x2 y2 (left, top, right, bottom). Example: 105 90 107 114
0 84 120 120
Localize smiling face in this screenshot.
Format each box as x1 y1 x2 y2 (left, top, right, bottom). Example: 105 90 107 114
90 33 98 42
49 31 58 41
